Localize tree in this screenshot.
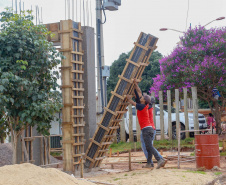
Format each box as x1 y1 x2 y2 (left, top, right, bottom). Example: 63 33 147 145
107 50 162 101
150 26 226 133
0 10 63 163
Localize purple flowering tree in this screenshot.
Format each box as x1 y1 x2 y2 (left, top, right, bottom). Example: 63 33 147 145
150 26 226 132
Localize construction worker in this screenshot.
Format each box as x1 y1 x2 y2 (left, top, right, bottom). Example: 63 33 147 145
126 93 165 169
132 79 166 168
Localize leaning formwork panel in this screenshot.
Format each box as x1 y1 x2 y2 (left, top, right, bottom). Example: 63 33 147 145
84 32 158 168
59 20 85 172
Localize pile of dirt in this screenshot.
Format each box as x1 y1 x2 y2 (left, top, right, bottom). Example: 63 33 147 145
0 143 13 167
0 143 60 167
0 163 94 185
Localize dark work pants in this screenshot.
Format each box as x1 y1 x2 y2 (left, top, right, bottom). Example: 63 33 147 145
141 127 161 164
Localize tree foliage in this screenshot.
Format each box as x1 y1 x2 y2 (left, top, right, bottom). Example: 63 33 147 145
150 26 226 130
0 9 63 162
107 50 162 101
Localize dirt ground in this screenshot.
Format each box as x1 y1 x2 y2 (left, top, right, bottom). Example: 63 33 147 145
81 151 226 185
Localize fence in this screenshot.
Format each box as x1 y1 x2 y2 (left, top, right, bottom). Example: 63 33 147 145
120 87 200 141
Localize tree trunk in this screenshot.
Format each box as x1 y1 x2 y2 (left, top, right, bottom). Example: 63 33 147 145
12 134 18 164
0 137 4 143
213 100 222 134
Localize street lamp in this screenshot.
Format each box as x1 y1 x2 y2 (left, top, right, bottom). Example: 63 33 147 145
159 28 184 33
203 16 225 27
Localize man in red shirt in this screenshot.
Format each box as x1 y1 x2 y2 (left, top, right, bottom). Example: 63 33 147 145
133 79 166 168
126 93 165 169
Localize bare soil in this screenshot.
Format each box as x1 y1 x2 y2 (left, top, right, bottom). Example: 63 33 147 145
84 151 226 185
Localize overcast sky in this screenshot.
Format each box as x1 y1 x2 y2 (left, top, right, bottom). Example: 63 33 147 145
0 0 226 67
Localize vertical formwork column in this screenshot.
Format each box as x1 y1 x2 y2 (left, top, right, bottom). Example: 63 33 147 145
71 22 85 170
60 20 73 172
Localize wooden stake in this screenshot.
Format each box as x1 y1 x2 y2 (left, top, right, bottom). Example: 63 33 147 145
177 126 181 169
192 87 199 135
80 156 84 178
129 149 132 171
129 104 134 142
167 90 172 140
183 88 189 138
120 118 126 142
159 91 164 140
175 89 180 140
117 151 119 157
109 148 112 157
160 150 163 155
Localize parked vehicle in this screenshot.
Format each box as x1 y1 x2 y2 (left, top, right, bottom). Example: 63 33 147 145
118 105 207 142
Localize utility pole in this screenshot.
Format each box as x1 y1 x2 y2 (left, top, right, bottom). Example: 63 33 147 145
96 0 105 123
96 0 121 122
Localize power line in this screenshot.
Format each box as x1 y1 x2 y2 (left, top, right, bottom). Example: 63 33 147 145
185 0 190 31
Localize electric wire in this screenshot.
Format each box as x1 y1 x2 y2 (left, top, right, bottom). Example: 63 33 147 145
185 0 190 31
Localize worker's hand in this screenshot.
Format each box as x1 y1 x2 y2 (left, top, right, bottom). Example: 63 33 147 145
126 95 132 99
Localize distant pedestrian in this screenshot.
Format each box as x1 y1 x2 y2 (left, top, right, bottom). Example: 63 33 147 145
207 113 215 134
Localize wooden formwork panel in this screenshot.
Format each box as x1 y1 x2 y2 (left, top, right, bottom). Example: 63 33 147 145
84 32 158 169
59 20 85 172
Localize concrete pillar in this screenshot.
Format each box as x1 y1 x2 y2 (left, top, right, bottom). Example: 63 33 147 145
82 26 97 152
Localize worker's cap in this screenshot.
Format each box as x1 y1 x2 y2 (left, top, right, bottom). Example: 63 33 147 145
143 93 152 104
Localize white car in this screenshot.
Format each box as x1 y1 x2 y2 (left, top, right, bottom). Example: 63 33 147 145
119 105 207 141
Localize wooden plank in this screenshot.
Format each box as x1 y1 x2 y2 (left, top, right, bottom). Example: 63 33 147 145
134 42 149 51
72 133 85 137
97 123 110 132
175 89 180 140
192 87 199 134
72 88 85 91
71 79 84 83
109 126 119 130
73 124 85 127
71 51 84 55
126 59 140 67
72 106 84 109
73 142 85 146
136 109 141 142
118 75 132 84
159 91 164 140
71 36 83 41
111 119 122 123
167 90 172 140
101 142 113 145
104 107 117 116
71 60 84 65
151 92 156 131
71 70 84 74
111 91 124 100
90 139 101 147
129 104 134 142
72 96 84 99
183 88 189 138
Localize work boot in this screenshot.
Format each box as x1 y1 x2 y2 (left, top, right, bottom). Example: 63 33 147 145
162 159 167 167
142 163 154 169
156 159 166 169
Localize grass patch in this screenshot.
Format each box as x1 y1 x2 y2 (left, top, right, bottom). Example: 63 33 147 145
109 138 223 154
185 170 206 174
214 172 222 176
124 174 128 176
50 151 62 156
113 178 121 181
190 152 195 156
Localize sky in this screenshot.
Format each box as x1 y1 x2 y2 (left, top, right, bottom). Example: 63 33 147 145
0 0 226 67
